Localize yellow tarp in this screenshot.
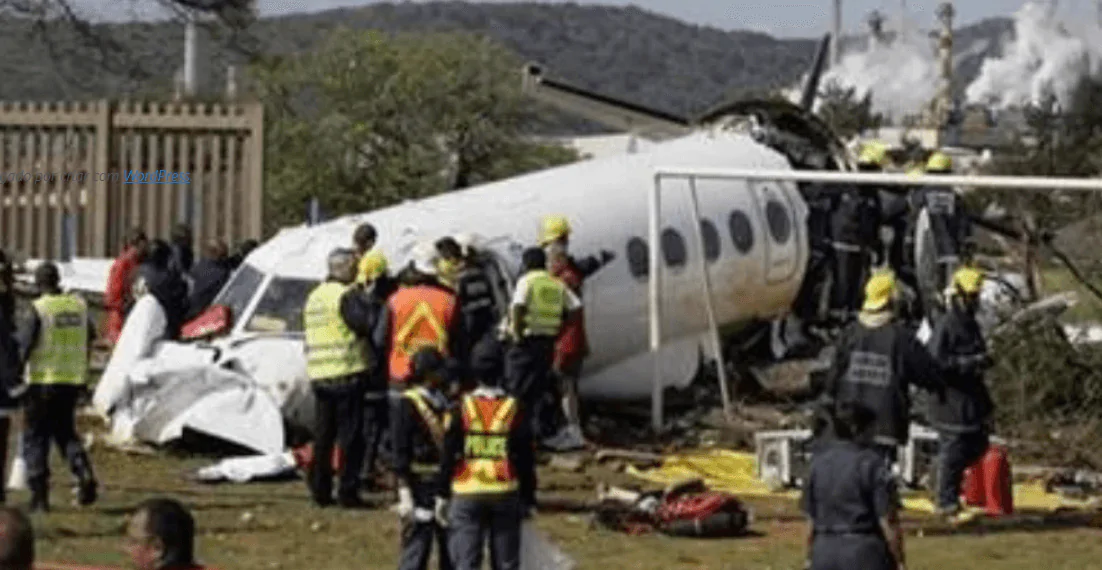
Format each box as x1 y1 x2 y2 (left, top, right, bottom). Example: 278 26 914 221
625 449 1097 514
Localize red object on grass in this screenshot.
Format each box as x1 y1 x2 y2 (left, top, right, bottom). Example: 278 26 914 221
960 444 1014 516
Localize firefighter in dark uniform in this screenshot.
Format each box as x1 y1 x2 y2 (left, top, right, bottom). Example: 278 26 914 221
822 269 943 465
828 143 883 323
505 247 581 441
928 266 995 518
15 262 98 512
802 401 905 570
437 236 499 371
355 248 392 491
392 348 454 570
913 152 973 310
302 248 379 508
438 338 536 570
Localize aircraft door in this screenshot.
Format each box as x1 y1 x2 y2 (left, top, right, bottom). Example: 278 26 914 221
751 180 801 285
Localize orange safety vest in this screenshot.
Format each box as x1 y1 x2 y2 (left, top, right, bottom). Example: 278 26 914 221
451 394 519 495
387 284 457 384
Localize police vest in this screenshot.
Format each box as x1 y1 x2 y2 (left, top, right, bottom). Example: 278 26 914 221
521 270 566 337
303 282 371 381
387 285 457 383
27 293 88 386
403 388 450 450
451 394 519 495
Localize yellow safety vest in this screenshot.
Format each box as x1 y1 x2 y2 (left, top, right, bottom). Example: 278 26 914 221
522 270 566 337
302 282 371 381
27 293 88 386
451 394 519 495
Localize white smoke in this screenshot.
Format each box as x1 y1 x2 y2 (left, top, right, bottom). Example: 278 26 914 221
965 1 1102 109
817 33 940 120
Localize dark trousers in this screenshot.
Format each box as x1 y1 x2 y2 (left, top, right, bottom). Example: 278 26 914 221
360 392 388 488
830 247 868 319
504 336 556 439
811 534 893 570
309 380 364 503
448 493 522 570
936 430 989 511
23 385 95 486
398 480 453 570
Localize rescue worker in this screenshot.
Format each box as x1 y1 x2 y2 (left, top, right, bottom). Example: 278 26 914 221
124 497 213 570
434 238 462 290
15 262 98 512
392 348 454 570
447 235 500 364
438 338 537 570
376 244 465 389
103 227 147 345
821 269 943 465
168 223 195 277
915 152 973 309
505 247 581 442
357 249 392 490
928 266 995 518
354 223 397 298
828 143 883 322
138 239 190 340
802 401 905 570
0 250 17 504
302 248 380 508
538 215 614 450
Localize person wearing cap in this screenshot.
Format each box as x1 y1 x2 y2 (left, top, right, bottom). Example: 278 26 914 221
352 247 393 490
505 247 581 443
538 215 612 450
14 261 99 511
301 247 382 508
820 269 943 466
827 146 883 323
438 235 499 375
913 151 973 311
376 243 465 390
392 347 454 570
927 266 995 518
437 338 536 570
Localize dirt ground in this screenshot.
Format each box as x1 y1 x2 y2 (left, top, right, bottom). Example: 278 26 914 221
16 418 1102 570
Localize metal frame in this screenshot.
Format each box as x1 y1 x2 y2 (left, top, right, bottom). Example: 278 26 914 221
649 167 1102 432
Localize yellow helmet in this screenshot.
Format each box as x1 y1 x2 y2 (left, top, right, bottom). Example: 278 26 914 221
862 269 897 312
926 151 952 172
539 215 571 245
952 266 985 295
906 165 924 177
356 249 388 283
857 141 888 167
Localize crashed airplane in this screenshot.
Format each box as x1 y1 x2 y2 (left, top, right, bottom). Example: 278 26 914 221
17 34 1051 456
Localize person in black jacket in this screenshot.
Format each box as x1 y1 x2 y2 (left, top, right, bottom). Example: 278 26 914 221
0 250 18 504
138 240 190 340
168 224 194 276
928 266 994 517
822 269 943 466
185 239 233 321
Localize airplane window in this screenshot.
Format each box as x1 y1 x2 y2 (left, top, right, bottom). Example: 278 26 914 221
700 219 720 262
661 228 687 268
626 237 649 279
766 200 792 244
211 264 264 322
244 277 319 333
727 210 754 253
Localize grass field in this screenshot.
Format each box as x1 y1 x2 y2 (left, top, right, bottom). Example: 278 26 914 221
16 418 1102 570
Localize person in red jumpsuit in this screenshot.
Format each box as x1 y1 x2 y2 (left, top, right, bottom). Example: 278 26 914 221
538 215 613 450
103 228 147 345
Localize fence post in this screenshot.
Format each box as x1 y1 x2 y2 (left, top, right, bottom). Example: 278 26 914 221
90 100 112 257
245 102 264 239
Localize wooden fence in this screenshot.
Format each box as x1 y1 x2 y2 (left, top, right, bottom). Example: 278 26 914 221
0 100 263 259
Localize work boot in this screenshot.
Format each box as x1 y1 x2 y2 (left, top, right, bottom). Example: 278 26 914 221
77 478 97 506
28 479 48 513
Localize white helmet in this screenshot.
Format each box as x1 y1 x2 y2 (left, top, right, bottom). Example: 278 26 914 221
453 232 479 257
410 241 438 275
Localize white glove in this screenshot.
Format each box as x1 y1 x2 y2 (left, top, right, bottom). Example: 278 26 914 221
434 497 449 528
393 486 414 520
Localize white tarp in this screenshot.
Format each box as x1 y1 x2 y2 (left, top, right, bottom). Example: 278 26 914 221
94 294 166 416
195 451 298 484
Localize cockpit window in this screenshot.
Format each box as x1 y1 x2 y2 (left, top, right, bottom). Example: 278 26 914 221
244 277 319 333
212 264 264 323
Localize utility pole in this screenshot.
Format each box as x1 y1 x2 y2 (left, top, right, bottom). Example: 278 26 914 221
831 0 842 65
183 11 198 96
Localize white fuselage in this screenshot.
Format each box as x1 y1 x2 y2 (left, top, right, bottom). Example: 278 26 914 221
222 128 810 402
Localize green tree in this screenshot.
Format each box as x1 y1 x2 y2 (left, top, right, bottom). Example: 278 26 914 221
250 29 579 230
814 81 884 140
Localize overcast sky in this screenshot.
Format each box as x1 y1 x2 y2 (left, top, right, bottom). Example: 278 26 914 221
75 0 1089 38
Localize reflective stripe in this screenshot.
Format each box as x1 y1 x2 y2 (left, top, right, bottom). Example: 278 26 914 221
403 389 449 450
395 302 448 356
927 191 956 215
844 351 892 388
27 294 87 385
303 282 370 381
452 394 519 495
523 271 565 337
